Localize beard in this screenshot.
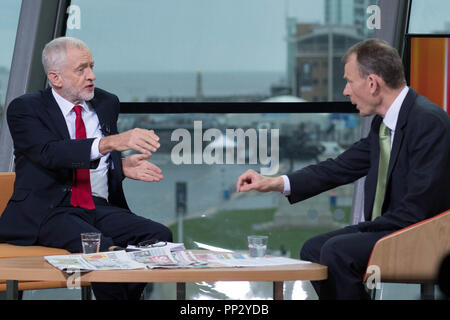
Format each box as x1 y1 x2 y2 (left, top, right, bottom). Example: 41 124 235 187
81 89 95 102
60 83 95 103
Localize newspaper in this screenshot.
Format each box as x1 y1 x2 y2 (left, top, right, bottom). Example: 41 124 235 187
127 247 208 269
45 246 209 272
45 250 144 273
45 247 310 273
191 252 311 268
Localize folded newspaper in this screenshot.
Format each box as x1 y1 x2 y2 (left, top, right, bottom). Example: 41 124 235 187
45 243 310 273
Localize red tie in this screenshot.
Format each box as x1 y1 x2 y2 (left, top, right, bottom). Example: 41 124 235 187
70 105 95 210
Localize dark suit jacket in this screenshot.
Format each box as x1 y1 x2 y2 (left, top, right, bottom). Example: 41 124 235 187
287 88 450 231
0 87 128 245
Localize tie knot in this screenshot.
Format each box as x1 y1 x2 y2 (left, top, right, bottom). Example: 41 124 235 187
380 122 390 138
73 105 82 116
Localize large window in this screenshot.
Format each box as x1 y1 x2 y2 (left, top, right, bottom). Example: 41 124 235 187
119 112 361 299
66 0 377 103
65 0 379 299
120 112 361 236
0 0 21 129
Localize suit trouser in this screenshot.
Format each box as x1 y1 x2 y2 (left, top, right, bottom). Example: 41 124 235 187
300 225 392 300
37 196 173 300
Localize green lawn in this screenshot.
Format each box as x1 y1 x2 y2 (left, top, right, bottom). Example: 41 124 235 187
169 208 338 258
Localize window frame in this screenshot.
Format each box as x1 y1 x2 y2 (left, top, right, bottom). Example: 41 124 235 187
119 101 358 114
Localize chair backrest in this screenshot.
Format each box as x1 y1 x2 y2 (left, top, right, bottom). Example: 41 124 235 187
0 172 15 217
365 209 450 283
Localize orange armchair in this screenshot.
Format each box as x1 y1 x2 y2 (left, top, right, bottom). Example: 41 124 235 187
0 172 91 299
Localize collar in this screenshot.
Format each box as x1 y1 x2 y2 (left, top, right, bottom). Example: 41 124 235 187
51 88 90 116
383 86 409 132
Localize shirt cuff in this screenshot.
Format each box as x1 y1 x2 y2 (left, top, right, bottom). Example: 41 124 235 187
90 137 104 160
281 175 291 196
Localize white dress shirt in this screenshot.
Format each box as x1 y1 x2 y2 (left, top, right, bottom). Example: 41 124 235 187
52 89 109 200
383 86 409 148
281 86 410 196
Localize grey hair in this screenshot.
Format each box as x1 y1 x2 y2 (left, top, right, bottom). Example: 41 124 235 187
42 37 89 74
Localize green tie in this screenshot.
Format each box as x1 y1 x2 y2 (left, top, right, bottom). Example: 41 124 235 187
372 122 391 220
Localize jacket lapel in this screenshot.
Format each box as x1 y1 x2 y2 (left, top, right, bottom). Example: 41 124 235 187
43 88 71 139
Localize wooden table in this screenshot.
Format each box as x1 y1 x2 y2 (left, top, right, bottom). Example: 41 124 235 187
0 254 327 300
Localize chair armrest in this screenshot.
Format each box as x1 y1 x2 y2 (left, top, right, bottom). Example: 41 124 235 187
365 209 450 283
0 173 15 216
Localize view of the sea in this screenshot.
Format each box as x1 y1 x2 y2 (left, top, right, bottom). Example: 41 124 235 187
1 70 285 105
94 71 285 102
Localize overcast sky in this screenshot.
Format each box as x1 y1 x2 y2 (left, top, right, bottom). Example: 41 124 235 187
66 0 323 72
2 0 450 72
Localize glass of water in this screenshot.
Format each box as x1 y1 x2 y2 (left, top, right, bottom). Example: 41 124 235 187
248 235 268 257
81 232 101 254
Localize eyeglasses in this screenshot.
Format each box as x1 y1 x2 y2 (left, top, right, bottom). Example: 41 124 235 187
137 239 167 248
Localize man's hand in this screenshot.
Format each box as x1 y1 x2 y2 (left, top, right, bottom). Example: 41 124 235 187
99 128 160 156
122 153 163 182
236 169 284 193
